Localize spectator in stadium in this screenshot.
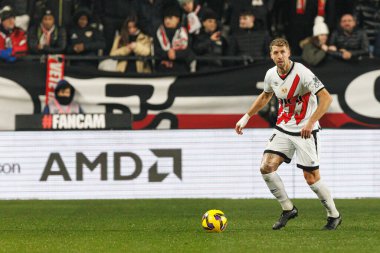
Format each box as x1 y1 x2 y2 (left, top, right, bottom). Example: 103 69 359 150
300 16 330 66
67 8 105 67
0 1 30 31
94 0 137 53
228 8 270 64
28 9 67 54
154 5 193 73
328 14 369 61
43 79 84 114
110 16 152 73
324 0 356 32
198 0 225 20
354 0 380 52
225 0 272 35
0 6 27 62
192 8 227 71
136 0 169 38
374 29 380 58
178 0 203 35
283 0 319 56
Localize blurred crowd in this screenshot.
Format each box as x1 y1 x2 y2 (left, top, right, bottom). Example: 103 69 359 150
0 0 380 73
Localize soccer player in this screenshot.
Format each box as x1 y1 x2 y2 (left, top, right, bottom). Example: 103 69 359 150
235 38 342 230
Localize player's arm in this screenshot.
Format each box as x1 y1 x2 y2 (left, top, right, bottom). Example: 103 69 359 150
300 88 332 139
235 91 274 135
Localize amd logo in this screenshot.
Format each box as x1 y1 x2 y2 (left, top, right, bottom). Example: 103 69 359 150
40 149 181 182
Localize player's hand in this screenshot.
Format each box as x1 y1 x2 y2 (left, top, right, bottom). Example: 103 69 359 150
301 121 314 139
235 113 250 135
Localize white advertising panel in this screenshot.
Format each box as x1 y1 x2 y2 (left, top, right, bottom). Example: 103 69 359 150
0 129 378 199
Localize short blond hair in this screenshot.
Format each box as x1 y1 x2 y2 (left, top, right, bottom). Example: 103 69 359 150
269 38 290 52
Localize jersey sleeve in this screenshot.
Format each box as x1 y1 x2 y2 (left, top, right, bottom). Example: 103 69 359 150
263 70 273 93
302 67 325 94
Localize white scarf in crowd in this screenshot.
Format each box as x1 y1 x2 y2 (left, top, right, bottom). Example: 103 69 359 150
187 5 202 34
156 25 188 51
39 24 55 46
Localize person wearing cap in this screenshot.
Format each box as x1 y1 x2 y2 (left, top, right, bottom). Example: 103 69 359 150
300 16 330 66
192 8 227 71
43 79 84 114
67 8 105 67
0 6 27 62
328 14 369 61
28 9 67 54
154 5 193 73
228 8 271 64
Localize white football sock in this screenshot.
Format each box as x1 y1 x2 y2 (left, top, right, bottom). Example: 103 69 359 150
309 180 340 218
262 171 293 211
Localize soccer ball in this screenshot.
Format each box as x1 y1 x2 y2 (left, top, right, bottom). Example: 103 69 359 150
201 209 228 232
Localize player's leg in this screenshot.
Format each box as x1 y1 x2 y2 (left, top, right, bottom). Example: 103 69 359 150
303 169 342 230
293 132 341 230
262 131 297 230
261 153 294 211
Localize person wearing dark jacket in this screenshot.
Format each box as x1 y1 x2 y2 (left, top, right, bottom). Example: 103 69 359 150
67 8 105 67
225 0 272 35
43 79 84 114
0 6 27 62
136 0 175 38
228 8 270 64
283 0 319 56
374 30 380 58
154 5 193 73
94 0 137 53
328 14 369 61
193 8 227 71
28 9 67 54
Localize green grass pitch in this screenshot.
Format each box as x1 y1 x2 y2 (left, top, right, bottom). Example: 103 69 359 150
0 199 379 253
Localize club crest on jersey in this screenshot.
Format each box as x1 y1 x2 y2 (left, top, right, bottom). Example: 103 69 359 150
313 76 322 88
281 87 288 94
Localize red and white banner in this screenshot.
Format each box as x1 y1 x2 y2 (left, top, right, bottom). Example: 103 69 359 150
45 54 65 105
0 59 379 130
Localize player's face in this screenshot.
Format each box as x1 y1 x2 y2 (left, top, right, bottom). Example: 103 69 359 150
270 45 290 68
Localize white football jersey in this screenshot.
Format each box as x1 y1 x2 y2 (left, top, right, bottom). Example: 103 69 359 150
263 61 325 133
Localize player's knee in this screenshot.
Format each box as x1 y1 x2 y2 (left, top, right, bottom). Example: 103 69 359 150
304 173 318 185
260 162 277 174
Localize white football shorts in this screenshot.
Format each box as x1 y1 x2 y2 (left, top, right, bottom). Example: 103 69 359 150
264 128 320 171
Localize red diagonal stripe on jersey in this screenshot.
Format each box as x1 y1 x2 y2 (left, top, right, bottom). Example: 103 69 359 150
287 74 300 99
